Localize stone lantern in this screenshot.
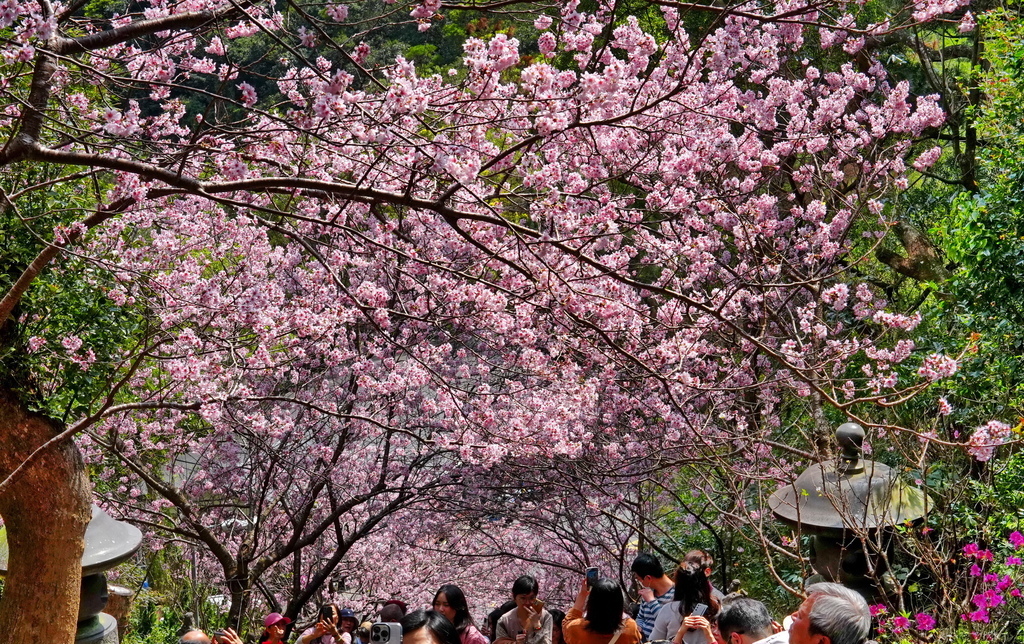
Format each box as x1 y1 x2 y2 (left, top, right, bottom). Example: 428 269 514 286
768 422 928 599
0 504 142 643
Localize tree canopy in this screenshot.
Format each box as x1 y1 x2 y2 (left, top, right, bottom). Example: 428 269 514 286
2 0 1023 641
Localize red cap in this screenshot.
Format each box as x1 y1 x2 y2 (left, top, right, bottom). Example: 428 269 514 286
264 613 292 628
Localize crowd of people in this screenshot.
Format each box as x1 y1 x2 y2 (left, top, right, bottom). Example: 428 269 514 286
179 550 872 644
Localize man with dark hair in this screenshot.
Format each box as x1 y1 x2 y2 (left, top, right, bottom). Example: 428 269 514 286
717 598 786 644
631 554 675 640
788 583 869 644
493 575 552 644
381 602 407 623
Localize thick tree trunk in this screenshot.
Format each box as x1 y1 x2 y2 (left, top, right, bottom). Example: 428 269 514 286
226 572 251 633
0 387 92 644
875 221 949 284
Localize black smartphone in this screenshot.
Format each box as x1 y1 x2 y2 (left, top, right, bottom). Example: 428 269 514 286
585 567 599 586
320 605 338 623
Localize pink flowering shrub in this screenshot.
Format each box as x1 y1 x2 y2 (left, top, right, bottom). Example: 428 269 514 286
875 532 1024 641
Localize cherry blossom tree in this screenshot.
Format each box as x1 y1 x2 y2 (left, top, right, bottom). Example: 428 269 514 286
0 0 980 639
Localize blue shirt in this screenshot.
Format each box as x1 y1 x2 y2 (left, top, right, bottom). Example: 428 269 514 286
636 586 675 640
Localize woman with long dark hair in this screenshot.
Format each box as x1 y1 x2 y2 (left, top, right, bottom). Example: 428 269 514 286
563 577 642 644
433 584 489 644
649 563 719 644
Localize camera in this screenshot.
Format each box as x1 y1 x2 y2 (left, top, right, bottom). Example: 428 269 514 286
371 622 403 644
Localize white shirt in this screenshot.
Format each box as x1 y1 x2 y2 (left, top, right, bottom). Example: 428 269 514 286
753 632 789 644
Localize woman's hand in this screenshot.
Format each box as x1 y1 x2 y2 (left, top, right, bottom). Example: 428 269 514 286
572 576 590 613
675 616 713 643
523 604 542 631
576 577 591 601
327 620 342 638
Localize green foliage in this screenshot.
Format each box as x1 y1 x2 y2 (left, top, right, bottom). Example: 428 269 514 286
943 9 1024 326
0 167 148 420
118 548 235 644
123 598 187 644
912 8 1024 431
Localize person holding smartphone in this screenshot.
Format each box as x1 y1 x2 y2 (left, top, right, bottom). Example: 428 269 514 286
492 575 553 644
180 627 243 644
562 575 642 644
649 564 719 644
297 604 344 644
631 554 676 640
212 628 244 644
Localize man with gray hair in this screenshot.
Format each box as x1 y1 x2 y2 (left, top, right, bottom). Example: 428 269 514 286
788 583 870 644
717 597 787 644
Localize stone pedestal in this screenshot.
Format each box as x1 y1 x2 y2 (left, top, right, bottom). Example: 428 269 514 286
106 584 134 641
77 612 119 644
77 573 121 644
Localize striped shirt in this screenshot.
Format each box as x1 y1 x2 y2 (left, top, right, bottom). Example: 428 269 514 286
635 586 674 640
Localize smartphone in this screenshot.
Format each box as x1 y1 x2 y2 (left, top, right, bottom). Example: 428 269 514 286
371 622 402 644
213 630 226 640
585 567 599 586
320 605 338 623
690 603 708 618
533 599 545 611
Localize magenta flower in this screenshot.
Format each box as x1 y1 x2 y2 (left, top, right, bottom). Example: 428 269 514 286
967 608 990 623
914 613 936 631
963 543 980 556
972 590 1005 609
869 604 888 617
890 616 910 633
1010 531 1024 549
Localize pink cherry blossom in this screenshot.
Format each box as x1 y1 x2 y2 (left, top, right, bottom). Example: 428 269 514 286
0 0 989 629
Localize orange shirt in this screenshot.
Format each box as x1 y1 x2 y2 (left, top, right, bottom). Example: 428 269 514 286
563 608 642 644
